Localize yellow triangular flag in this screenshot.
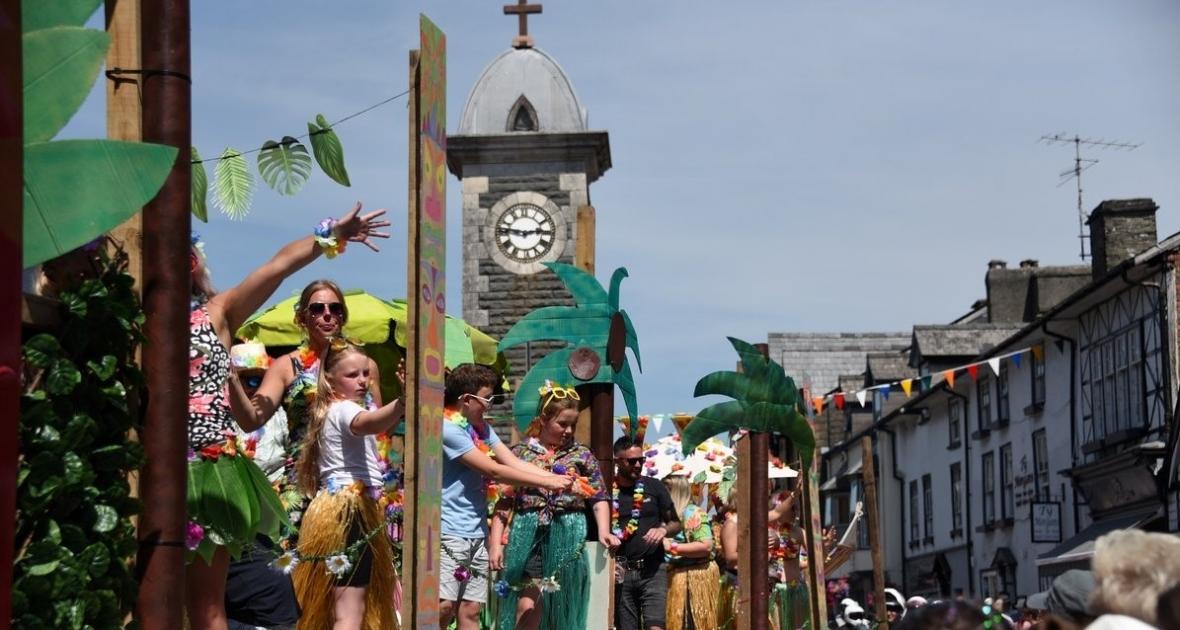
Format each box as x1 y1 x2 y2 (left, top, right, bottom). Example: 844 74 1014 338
901 379 913 397
944 370 955 388
1032 344 1044 362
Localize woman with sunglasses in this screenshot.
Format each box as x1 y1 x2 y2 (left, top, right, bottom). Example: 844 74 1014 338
185 202 389 629
488 381 616 630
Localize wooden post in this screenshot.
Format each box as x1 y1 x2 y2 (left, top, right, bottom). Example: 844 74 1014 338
573 205 596 449
861 436 888 630
135 0 191 626
402 16 446 628
575 205 595 274
801 411 828 628
0 0 22 626
106 0 144 284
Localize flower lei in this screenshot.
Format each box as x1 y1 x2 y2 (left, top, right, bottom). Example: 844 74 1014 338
611 477 645 541
439 537 586 598
444 408 499 509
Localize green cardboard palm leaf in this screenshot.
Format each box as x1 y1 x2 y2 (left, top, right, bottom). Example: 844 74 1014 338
23 26 110 143
257 136 312 196
308 114 351 187
23 140 178 267
213 147 253 219
682 337 815 466
22 0 102 31
498 263 641 433
191 147 208 222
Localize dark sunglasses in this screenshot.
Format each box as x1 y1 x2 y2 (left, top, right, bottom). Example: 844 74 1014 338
242 374 263 389
847 612 866 620
307 302 345 318
618 457 645 465
886 603 903 612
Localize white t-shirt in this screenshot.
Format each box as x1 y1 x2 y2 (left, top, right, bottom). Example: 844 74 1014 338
319 399 384 489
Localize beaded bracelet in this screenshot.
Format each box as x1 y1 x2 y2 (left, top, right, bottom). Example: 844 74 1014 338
313 218 346 259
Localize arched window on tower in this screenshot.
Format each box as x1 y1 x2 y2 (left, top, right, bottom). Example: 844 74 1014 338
507 95 538 132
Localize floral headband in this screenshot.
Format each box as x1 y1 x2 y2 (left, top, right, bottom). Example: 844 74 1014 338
538 379 579 411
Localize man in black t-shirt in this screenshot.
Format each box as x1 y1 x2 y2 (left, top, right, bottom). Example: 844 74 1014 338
613 436 682 630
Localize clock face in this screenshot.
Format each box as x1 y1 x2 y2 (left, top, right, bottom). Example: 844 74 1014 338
495 203 555 262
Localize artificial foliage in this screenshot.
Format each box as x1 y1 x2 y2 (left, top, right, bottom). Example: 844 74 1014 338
21 0 177 267
498 263 642 434
682 337 816 466
14 245 146 628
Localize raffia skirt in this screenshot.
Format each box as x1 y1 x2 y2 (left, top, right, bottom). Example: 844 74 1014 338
666 561 720 630
769 580 810 630
291 487 398 630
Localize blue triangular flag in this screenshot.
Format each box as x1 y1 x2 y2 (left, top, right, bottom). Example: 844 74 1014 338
880 385 890 401
1012 352 1022 369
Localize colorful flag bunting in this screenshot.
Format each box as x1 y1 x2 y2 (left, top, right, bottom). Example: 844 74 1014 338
834 393 845 410
967 364 979 382
671 413 693 435
636 415 650 443
813 397 824 414
920 375 932 392
987 357 1001 376
881 386 890 401
1012 352 1022 369
856 390 867 407
944 370 955 388
1032 345 1044 362
901 379 913 397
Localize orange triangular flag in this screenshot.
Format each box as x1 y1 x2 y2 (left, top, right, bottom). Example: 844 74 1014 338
671 413 693 435
944 370 955 388
967 364 979 382
813 397 824 414
1032 344 1044 362
901 379 913 397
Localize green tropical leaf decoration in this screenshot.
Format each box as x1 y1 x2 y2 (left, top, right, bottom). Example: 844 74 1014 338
682 337 815 467
23 140 178 267
498 263 641 434
22 0 102 32
23 26 110 143
213 147 254 219
257 136 312 196
308 114 351 187
191 147 208 223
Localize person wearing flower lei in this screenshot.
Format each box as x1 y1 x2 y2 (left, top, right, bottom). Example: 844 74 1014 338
439 364 573 630
661 471 719 630
245 278 385 546
184 202 389 629
613 435 682 630
287 339 406 629
487 381 617 630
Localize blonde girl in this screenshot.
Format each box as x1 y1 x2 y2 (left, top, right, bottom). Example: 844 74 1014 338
663 473 719 630
289 341 404 630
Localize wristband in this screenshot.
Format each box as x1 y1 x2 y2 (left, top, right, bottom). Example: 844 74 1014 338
669 541 680 555
313 218 346 259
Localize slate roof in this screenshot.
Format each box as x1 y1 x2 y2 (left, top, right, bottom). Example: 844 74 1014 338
911 323 1023 359
865 351 916 384
768 332 910 395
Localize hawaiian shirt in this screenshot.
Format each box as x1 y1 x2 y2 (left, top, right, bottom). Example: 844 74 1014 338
666 503 712 566
507 438 606 524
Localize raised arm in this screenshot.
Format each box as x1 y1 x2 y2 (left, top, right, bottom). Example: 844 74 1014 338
458 450 571 492
350 396 406 436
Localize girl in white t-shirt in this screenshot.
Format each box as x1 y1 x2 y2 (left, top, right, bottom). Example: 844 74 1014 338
290 340 405 630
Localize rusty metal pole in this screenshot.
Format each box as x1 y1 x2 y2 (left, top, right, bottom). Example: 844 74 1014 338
0 0 22 626
750 344 770 630
135 0 191 627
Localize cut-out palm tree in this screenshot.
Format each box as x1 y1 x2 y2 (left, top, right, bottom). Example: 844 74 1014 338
682 337 815 466
498 263 641 434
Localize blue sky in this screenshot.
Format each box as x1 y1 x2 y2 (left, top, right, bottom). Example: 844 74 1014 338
66 1 1180 417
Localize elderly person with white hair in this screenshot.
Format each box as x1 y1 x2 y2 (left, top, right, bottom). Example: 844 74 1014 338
1087 529 1180 628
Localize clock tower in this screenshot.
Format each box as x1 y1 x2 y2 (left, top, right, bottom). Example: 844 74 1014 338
447 3 611 399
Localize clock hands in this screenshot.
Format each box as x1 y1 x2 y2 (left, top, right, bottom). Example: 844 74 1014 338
496 226 551 237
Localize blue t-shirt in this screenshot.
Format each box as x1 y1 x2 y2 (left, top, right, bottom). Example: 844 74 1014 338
441 419 502 538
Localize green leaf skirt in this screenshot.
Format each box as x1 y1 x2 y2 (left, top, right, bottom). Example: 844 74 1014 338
186 453 290 564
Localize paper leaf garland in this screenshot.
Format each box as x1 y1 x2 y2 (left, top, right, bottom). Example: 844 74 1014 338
191 147 208 223
22 26 109 143
213 147 254 219
308 113 351 187
257 136 312 196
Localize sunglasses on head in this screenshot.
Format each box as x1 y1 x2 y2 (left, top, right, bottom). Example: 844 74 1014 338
328 337 365 352
307 301 345 318
465 393 505 406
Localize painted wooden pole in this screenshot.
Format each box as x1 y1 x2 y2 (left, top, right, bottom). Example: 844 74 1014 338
135 0 191 626
0 0 22 625
802 408 829 628
861 436 888 630
401 16 447 628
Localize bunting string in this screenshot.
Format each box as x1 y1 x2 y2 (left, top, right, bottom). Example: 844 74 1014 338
809 345 1041 413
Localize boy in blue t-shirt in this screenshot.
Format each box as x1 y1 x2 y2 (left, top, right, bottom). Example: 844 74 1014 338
439 364 572 630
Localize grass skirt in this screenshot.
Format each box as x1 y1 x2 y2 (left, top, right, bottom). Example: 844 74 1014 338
496 511 588 630
717 571 738 630
666 561 720 630
292 489 398 630
186 453 288 564
769 580 810 630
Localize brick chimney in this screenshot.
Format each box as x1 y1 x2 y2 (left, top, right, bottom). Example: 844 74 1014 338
1087 198 1158 279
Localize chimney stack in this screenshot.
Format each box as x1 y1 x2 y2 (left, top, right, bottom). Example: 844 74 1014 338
1087 198 1158 279
1020 259 1039 269
988 259 1008 270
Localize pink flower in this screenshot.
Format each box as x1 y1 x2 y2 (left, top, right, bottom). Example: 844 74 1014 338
189 355 205 379
453 566 471 582
185 521 204 550
189 393 215 416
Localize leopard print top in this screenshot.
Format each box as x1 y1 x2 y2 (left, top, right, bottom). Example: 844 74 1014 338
188 304 232 449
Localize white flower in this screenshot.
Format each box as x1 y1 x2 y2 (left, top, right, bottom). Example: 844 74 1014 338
290 511 302 524
271 551 299 574
325 554 353 578
537 577 561 594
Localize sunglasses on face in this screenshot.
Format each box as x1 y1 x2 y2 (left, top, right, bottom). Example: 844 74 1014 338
847 612 865 621
242 374 263 389
465 393 505 406
618 457 645 465
307 302 345 318
886 604 903 612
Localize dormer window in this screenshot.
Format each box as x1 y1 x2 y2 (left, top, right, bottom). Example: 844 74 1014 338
507 95 538 132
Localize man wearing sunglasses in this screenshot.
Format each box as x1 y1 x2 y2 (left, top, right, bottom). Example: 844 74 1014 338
613 436 681 630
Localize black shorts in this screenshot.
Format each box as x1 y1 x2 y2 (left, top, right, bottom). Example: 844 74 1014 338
337 519 375 587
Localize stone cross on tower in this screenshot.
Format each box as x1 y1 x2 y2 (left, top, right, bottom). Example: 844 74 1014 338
504 0 542 49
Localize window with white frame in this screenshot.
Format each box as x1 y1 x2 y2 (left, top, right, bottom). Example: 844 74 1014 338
1000 443 1014 520
948 399 962 446
922 474 933 540
950 463 963 534
997 362 1010 424
910 480 919 543
1090 325 1145 440
982 451 995 524
1033 429 1050 501
1031 347 1046 406
978 376 992 431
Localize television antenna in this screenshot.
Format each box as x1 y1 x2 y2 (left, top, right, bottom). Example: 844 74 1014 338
1039 133 1141 260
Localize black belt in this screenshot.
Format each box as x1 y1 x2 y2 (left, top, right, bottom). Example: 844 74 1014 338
617 556 658 572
